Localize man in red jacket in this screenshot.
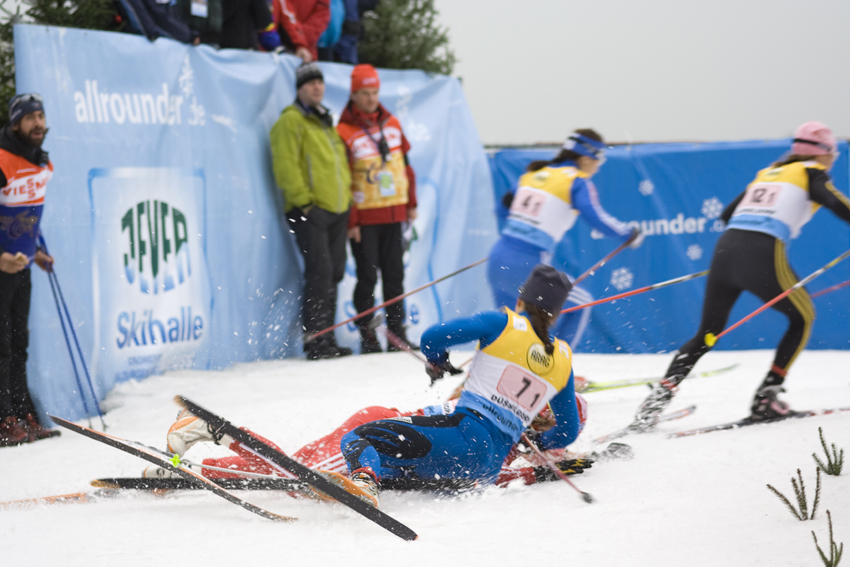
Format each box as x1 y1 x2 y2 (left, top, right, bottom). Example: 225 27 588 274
272 0 330 62
337 64 418 353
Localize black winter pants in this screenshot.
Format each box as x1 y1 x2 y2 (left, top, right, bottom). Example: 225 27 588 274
665 229 814 384
350 223 406 331
0 268 37 420
287 207 350 343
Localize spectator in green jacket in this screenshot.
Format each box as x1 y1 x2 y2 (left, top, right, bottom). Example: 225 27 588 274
271 62 353 360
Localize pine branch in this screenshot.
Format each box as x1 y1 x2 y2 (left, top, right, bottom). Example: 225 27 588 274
767 468 821 521
814 427 845 476
360 0 455 74
794 469 808 519
811 467 821 521
812 510 845 567
766 483 804 521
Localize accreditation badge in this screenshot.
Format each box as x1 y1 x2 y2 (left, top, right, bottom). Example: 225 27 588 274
379 170 396 197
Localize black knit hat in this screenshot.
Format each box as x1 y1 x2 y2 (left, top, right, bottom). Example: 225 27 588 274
518 265 573 315
296 62 324 90
9 93 44 125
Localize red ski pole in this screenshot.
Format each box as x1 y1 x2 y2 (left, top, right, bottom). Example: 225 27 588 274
811 279 850 298
705 248 850 347
561 270 709 314
306 257 487 343
571 230 638 287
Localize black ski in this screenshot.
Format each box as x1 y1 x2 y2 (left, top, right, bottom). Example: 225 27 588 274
92 477 307 491
669 406 850 438
50 415 295 522
174 396 419 541
592 405 697 444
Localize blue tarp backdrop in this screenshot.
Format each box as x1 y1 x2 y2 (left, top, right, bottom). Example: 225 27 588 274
489 141 850 355
14 25 497 421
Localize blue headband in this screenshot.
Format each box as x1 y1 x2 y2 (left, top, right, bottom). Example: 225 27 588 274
9 93 44 125
562 133 605 159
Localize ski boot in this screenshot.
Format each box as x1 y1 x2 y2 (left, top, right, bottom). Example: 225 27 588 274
631 380 677 433
750 385 793 421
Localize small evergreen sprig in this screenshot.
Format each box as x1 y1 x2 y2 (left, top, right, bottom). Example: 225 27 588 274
766 467 821 521
814 427 845 476
812 510 844 567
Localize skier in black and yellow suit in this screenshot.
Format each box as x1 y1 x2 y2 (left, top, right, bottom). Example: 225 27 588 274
633 121 850 430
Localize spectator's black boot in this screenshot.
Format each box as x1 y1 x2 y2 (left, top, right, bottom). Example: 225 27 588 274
0 416 31 446
359 325 382 354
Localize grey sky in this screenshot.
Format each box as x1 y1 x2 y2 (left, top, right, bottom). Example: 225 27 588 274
434 0 850 145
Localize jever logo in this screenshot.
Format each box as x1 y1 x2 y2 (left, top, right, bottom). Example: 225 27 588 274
526 343 553 375
121 200 191 294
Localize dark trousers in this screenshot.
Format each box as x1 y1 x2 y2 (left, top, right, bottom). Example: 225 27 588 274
0 269 36 420
287 207 349 344
350 223 406 331
665 229 814 384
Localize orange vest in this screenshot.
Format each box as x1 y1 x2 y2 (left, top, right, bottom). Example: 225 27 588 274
337 115 410 211
0 149 53 256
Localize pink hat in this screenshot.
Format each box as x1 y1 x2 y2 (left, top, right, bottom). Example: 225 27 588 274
791 121 836 155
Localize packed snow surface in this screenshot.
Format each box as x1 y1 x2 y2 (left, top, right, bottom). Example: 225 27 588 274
3 350 849 566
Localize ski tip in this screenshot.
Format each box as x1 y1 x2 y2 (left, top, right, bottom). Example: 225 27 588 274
173 395 189 409
90 480 120 489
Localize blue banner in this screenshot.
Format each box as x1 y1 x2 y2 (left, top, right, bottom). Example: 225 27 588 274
489 141 850 354
14 24 496 421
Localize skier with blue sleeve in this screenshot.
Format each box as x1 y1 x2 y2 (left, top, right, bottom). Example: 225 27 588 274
339 265 582 506
489 129 642 347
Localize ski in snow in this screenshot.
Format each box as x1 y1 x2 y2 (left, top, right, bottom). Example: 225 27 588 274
174 396 419 541
49 415 295 522
668 406 850 438
0 490 116 510
579 364 738 393
592 405 697 444
92 477 308 492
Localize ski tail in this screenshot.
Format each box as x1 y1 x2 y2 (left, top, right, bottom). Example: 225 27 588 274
0 491 101 510
592 405 697 444
92 477 308 492
580 364 739 393
174 396 418 541
50 415 295 522
669 406 850 438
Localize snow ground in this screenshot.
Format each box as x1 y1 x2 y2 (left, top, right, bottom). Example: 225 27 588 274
2 349 849 566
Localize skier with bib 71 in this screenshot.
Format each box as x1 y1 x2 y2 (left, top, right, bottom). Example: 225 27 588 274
337 265 584 503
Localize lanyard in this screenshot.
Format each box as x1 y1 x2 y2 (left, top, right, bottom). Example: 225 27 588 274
360 122 390 165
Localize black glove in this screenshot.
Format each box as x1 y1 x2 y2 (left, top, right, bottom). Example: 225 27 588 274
426 357 463 385
533 458 594 483
501 191 515 209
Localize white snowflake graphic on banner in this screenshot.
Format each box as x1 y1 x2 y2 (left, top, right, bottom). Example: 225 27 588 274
687 244 703 261
638 180 654 196
701 197 723 220
395 85 412 119
179 55 195 98
178 54 205 126
610 267 634 291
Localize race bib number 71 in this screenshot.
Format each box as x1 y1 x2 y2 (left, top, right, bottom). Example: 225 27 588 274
497 366 548 412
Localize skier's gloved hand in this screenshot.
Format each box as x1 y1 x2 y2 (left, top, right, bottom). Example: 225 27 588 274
426 354 463 385
532 458 595 483
501 191 515 209
628 227 645 249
